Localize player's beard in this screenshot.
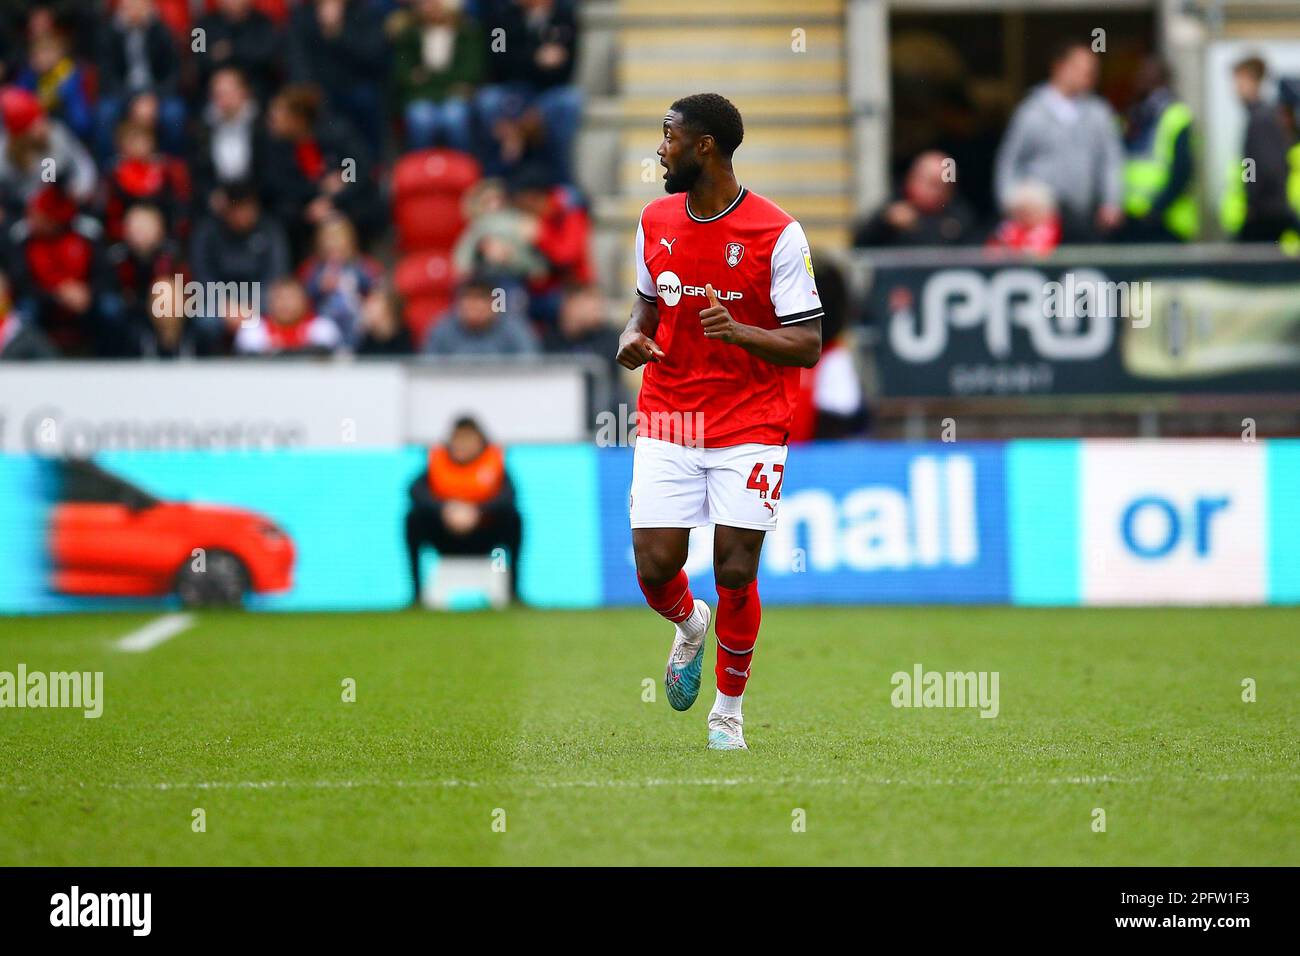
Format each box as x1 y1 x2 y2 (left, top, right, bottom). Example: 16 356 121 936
663 156 703 194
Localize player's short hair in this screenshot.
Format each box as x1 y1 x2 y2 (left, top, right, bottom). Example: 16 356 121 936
670 93 744 158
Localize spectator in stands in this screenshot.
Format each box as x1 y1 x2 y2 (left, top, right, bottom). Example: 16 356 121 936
190 66 265 211
263 83 384 255
853 150 978 247
477 0 582 184
100 203 186 357
235 275 343 355
994 41 1124 243
543 283 625 423
986 180 1061 256
453 176 548 286
7 184 103 356
424 274 539 355
0 86 96 219
392 0 485 153
137 262 204 358
190 180 291 348
356 286 414 355
104 120 191 242
97 0 187 159
0 267 58 359
1276 79 1300 252
405 415 523 604
507 162 592 328
15 25 92 145
543 282 615 357
1120 57 1197 243
300 215 382 346
287 0 387 151
1224 55 1293 243
194 0 283 106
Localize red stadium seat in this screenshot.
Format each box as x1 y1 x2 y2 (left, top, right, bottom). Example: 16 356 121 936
394 251 455 299
394 193 468 253
394 251 456 342
392 149 481 200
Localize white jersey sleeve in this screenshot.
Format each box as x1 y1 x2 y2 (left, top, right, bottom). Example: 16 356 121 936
770 220 823 325
634 212 655 302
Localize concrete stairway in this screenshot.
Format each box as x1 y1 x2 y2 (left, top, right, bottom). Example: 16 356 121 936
575 0 852 300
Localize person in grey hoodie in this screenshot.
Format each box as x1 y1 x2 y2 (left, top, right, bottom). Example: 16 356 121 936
423 275 540 357
994 41 1125 242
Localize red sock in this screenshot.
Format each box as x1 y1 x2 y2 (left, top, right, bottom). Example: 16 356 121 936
638 570 696 624
714 580 761 696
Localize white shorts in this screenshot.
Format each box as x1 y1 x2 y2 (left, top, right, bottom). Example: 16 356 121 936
629 436 789 532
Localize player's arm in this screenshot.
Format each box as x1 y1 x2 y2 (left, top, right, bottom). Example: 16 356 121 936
617 295 666 369
699 287 821 367
700 221 824 368
617 213 666 369
702 222 821 369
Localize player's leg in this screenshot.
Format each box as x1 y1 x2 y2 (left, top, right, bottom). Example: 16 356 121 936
633 528 712 711
632 527 691 609
702 442 786 749
707 525 765 749
629 438 711 710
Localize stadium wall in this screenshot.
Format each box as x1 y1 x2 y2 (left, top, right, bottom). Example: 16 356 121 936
2 439 1297 613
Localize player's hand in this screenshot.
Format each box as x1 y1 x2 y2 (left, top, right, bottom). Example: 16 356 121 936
616 329 665 369
699 284 743 344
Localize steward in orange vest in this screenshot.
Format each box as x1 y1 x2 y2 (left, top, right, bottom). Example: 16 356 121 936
405 416 522 603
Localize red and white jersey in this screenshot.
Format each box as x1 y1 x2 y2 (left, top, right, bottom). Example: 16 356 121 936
634 187 822 447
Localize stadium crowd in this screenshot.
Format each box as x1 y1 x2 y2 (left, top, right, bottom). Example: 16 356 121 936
0 0 600 363
856 40 1300 255
6 9 1297 372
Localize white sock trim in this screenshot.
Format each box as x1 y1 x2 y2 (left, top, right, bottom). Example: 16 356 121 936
712 689 743 718
681 601 707 642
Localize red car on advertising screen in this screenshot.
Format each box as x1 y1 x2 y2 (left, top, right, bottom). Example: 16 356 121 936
49 460 294 607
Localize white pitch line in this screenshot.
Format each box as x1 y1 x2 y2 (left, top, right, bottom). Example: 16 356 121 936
114 613 195 653
1 772 1294 795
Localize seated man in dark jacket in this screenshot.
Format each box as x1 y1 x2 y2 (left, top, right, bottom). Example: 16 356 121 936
405 416 523 604
189 180 291 350
853 150 979 248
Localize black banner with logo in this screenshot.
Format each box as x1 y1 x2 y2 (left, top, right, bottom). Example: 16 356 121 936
0 867 1285 941
861 251 1300 397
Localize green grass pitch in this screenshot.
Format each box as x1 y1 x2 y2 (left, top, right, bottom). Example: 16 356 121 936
1 606 1296 866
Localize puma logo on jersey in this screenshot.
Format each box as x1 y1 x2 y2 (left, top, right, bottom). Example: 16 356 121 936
660 237 677 254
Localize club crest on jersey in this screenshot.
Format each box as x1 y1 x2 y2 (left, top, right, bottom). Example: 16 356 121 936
725 242 745 267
